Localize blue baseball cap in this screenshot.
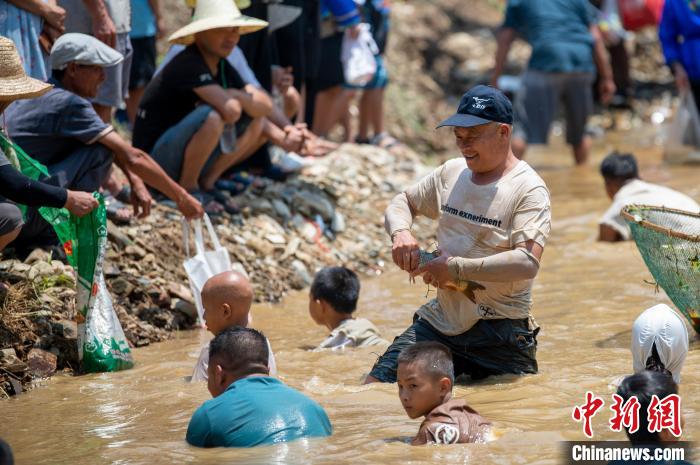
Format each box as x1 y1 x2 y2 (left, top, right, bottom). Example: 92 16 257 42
437 85 513 129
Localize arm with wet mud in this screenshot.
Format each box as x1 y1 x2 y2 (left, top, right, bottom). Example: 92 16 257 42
385 164 444 272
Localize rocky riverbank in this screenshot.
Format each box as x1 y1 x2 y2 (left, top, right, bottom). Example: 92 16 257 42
0 143 435 397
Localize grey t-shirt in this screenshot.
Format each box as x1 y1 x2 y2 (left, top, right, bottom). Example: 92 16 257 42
60 0 131 34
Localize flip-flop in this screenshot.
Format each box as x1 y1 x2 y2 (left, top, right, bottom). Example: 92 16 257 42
104 193 132 225
206 190 241 215
215 178 249 196
191 190 225 217
370 132 402 150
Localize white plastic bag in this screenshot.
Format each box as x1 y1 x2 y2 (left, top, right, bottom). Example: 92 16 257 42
664 91 700 164
182 214 232 325
341 23 378 86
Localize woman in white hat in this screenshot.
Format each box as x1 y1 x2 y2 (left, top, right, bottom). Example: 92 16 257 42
0 35 98 252
131 0 274 214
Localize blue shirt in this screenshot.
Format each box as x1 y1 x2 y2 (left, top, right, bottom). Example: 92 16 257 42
503 0 595 73
130 0 156 38
659 0 700 81
186 376 332 448
5 78 111 166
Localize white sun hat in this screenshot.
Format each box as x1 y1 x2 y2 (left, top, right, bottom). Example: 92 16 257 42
169 0 268 45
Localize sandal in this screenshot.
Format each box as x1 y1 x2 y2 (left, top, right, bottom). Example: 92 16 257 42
206 190 241 215
191 190 225 217
104 193 132 225
370 132 403 151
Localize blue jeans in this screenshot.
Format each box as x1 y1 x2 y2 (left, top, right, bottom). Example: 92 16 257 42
369 314 538 383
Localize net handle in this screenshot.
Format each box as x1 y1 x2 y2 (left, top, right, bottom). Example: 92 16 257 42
621 204 700 242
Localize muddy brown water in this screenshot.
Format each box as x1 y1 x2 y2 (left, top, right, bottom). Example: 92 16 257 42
2 130 699 464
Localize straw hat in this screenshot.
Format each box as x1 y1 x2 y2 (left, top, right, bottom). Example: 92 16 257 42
0 36 52 102
169 0 267 45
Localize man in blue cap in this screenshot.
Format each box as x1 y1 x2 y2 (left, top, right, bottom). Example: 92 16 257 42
366 85 552 384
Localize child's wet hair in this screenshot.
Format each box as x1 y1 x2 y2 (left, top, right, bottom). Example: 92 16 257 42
600 151 639 182
310 266 360 314
397 341 454 385
209 326 269 376
616 370 678 444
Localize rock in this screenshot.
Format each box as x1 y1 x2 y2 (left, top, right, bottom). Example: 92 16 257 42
167 283 193 303
28 261 55 281
331 211 346 233
280 237 301 261
104 263 121 278
265 233 286 245
111 277 134 296
11 262 31 274
51 320 77 340
107 221 132 248
172 298 197 320
271 199 292 221
0 348 27 373
27 348 57 378
24 248 49 265
290 260 312 287
292 190 335 221
125 245 147 259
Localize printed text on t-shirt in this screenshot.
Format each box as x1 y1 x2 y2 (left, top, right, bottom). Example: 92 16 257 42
441 204 503 228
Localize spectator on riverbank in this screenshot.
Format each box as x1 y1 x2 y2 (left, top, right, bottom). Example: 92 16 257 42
186 326 332 447
367 85 551 385
598 152 699 242
659 0 700 107
0 35 98 252
491 0 616 165
397 342 491 445
631 304 688 385
5 33 203 248
191 270 276 382
132 0 273 214
309 266 387 349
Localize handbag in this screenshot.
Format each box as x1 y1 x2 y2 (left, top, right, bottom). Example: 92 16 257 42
341 23 379 86
182 214 233 325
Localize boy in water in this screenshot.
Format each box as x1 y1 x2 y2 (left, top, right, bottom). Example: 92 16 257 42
610 371 690 464
308 266 387 349
191 271 276 381
397 342 491 445
186 327 332 447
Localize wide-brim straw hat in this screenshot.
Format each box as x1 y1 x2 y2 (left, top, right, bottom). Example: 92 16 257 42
169 0 268 45
0 36 52 102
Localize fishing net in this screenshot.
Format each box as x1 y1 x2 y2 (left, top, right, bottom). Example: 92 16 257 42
622 205 700 333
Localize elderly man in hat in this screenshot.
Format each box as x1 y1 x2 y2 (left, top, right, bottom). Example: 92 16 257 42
366 86 552 384
0 36 99 251
132 0 274 214
4 33 203 246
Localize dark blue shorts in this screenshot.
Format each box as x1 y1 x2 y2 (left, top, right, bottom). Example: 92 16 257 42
369 314 539 383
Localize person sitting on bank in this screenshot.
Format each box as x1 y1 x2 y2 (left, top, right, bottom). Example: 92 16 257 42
397 342 491 445
132 0 273 214
366 85 551 384
309 266 387 350
191 270 276 381
631 304 688 385
599 152 699 242
186 326 332 447
4 33 203 248
0 35 99 252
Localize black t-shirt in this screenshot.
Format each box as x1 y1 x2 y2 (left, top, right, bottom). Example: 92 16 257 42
132 44 246 153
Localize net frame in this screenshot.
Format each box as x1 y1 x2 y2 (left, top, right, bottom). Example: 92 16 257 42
622 204 700 333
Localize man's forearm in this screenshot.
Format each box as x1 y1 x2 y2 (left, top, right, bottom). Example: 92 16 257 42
6 0 50 17
384 192 415 236
591 25 613 81
492 28 515 85
447 248 540 283
229 89 272 117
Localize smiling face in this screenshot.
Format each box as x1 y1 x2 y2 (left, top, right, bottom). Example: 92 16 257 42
195 27 241 59
453 123 511 174
397 361 451 419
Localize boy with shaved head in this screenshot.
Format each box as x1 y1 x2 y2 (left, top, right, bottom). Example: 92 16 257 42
191 271 276 381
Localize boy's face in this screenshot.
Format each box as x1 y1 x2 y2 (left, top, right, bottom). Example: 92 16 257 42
308 293 324 325
195 27 241 59
397 361 451 419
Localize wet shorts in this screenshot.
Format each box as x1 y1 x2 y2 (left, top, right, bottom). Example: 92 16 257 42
150 105 252 183
93 33 133 108
0 202 23 235
513 70 594 147
369 314 539 383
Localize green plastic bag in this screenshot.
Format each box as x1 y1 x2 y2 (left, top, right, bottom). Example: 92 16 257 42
1 132 133 372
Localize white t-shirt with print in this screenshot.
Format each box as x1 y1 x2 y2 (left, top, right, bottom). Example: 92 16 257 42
600 179 699 240
405 158 551 335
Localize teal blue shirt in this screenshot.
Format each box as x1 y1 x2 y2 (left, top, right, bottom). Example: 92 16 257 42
186 376 332 448
503 0 596 73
